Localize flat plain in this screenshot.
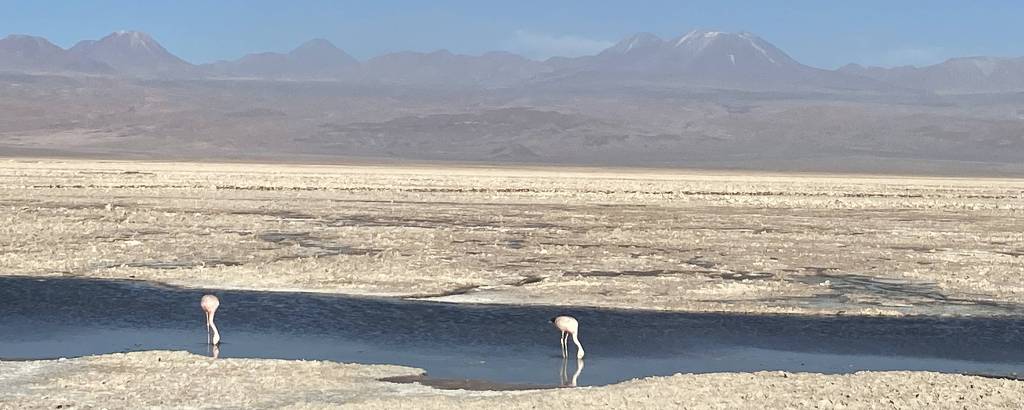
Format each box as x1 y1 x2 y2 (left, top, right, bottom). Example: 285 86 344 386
2 159 1024 409
1 158 1023 316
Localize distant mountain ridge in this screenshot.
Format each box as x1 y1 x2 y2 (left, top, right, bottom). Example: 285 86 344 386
362 49 551 86
68 31 191 74
3 30 1024 93
839 56 1024 93
204 38 358 79
535 30 888 91
0 34 113 74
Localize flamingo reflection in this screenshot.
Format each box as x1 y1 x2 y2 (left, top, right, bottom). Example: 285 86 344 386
560 357 584 387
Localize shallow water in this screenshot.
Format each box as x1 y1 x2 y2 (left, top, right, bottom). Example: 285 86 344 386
1 276 1022 388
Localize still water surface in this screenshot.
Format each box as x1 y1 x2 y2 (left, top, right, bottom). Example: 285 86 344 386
1 276 1022 387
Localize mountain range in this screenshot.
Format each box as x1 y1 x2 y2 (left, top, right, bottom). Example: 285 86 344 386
2 29 1024 175
68 31 192 75
205 38 359 79
3 29 1024 93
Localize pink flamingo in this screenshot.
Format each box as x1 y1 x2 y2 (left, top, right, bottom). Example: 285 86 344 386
550 315 585 358
201 294 221 346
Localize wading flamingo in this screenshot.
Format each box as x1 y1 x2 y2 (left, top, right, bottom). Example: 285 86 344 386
201 294 221 346
550 315 584 358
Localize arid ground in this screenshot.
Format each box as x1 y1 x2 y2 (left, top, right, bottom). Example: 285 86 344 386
2 158 1023 408
2 159 1022 316
2 351 1022 409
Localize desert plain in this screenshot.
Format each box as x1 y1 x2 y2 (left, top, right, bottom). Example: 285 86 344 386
2 158 1023 409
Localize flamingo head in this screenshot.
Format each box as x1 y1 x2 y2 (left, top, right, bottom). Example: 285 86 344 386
212 332 221 346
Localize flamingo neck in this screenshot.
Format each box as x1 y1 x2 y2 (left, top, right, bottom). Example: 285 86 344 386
572 332 584 358
209 315 221 345
210 319 221 346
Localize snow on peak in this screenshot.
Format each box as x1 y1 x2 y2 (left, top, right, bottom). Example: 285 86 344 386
608 33 663 54
672 29 726 49
108 30 153 50
671 29 721 53
666 29 787 67
743 37 777 65
674 30 700 47
625 36 642 52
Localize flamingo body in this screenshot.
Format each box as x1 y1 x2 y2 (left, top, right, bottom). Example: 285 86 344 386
201 294 221 346
550 315 584 358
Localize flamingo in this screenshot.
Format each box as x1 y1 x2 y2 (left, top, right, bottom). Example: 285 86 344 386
550 315 584 358
201 294 221 346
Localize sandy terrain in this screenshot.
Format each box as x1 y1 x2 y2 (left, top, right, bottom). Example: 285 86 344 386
1 351 1021 409
2 159 1023 316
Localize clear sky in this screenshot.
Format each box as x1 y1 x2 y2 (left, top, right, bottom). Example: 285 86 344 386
4 0 1024 68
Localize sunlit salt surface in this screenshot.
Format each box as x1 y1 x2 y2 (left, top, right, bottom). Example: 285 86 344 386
1 276 1022 388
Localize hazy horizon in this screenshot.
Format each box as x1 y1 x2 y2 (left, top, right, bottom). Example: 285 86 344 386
4 1 1024 176
5 0 1024 68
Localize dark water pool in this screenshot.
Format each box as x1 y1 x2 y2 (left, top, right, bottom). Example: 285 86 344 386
1 276 1022 388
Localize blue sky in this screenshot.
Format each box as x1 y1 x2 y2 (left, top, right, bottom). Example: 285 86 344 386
4 1 1024 68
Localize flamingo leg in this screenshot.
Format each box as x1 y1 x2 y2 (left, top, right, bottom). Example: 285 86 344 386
205 313 212 344
560 356 568 385
560 332 568 357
